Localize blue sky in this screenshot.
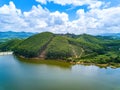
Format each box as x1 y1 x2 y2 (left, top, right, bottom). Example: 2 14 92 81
0 0 120 34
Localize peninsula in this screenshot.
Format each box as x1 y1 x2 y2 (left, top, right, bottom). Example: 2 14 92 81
0 32 120 65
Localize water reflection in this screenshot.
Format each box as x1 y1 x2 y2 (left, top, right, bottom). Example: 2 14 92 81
1 55 120 90
15 55 72 69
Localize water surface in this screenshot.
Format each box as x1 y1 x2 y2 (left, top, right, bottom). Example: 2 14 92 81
0 55 120 90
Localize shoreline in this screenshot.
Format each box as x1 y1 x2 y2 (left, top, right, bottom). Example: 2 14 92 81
74 62 120 68
14 54 120 68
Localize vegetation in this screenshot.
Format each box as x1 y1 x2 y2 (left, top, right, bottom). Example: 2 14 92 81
46 36 73 59
14 32 54 58
0 39 23 51
0 32 120 65
76 34 104 53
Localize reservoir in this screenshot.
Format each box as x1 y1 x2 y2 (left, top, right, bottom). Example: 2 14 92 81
0 55 120 90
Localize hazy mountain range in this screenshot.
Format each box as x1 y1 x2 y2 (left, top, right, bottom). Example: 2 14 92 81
0 31 35 42
0 31 120 40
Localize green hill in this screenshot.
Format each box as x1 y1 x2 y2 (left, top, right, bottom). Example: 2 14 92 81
14 32 54 58
68 34 104 59
13 33 104 59
1 32 120 65
13 32 85 59
76 34 104 53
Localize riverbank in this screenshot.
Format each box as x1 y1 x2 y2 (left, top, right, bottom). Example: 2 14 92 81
14 54 120 68
71 61 120 68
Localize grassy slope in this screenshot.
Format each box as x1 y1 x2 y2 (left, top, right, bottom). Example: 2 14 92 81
14 32 54 58
68 35 101 58
46 36 73 59
76 34 103 50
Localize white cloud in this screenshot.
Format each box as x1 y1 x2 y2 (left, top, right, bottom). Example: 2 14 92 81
0 1 21 15
23 5 49 31
0 2 69 33
88 1 103 9
0 1 120 34
68 5 120 34
36 0 102 7
84 6 120 34
48 11 68 26
0 2 27 32
36 0 47 4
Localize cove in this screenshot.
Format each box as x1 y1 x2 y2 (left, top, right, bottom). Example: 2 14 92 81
0 55 120 90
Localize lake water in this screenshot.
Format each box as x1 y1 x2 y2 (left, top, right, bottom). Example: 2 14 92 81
0 55 120 90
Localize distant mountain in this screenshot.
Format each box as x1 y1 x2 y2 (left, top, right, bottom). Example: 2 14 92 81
101 33 120 36
100 33 120 39
0 31 35 39
0 31 35 42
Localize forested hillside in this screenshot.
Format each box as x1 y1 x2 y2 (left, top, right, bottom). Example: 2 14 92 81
14 32 54 58
0 39 23 52
46 36 73 59
0 32 120 64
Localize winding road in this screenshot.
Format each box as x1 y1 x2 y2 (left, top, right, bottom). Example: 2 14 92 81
69 44 84 58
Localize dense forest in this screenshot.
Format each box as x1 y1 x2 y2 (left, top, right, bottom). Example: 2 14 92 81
0 32 120 65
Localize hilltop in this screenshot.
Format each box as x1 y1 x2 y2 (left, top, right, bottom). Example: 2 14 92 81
0 32 120 65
